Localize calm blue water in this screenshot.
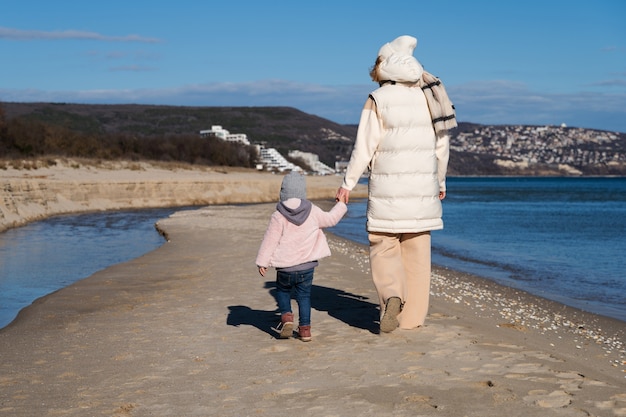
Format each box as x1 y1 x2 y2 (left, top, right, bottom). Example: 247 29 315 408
0 207 189 329
1 178 625 329
329 177 626 323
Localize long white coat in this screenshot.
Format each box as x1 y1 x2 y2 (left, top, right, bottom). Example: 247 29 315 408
341 83 450 233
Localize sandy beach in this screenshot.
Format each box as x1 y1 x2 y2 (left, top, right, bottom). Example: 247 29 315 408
0 161 625 416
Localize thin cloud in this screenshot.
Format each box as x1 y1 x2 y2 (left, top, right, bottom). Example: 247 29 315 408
601 46 625 53
182 80 345 96
589 79 626 88
449 80 626 131
109 65 156 72
0 26 161 43
85 50 161 61
1 79 625 132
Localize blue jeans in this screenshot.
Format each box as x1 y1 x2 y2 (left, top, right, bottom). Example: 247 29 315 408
275 268 314 326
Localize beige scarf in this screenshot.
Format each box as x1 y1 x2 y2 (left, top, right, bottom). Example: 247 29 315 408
419 71 457 135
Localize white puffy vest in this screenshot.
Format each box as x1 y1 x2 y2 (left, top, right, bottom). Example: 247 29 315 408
367 83 443 233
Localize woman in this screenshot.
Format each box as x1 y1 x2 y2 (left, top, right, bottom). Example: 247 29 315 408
336 35 455 333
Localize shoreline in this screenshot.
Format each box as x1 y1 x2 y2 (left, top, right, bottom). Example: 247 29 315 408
2 161 624 333
326 232 626 373
1 161 625 415
1 203 624 416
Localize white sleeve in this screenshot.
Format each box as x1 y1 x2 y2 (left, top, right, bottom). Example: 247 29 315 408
342 97 383 190
435 133 450 192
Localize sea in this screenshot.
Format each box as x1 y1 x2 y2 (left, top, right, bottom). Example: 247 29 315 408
330 176 626 323
0 177 625 329
0 207 193 329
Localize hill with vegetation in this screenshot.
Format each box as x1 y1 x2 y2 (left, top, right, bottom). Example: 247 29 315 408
2 102 625 176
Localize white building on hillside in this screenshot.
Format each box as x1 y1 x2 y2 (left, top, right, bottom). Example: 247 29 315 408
255 144 302 172
200 125 250 145
288 150 335 175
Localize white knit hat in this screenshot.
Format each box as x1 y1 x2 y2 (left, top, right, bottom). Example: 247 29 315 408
279 172 307 201
378 35 418 59
376 35 423 82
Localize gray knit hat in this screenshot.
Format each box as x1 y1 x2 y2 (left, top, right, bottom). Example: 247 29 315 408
279 171 307 201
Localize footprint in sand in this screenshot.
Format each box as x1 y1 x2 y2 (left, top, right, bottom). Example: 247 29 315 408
259 344 290 353
524 389 572 408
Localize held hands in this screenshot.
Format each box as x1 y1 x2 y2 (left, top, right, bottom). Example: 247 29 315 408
336 187 442 202
335 187 350 204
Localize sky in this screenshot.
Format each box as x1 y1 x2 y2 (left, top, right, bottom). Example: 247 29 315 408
1 0 625 133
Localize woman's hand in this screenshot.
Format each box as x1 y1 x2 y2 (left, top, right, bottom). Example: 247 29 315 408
336 187 350 204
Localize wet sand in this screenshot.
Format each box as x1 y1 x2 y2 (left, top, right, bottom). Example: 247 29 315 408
0 162 625 416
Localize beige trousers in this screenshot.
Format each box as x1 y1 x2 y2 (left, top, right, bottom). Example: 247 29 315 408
368 231 431 329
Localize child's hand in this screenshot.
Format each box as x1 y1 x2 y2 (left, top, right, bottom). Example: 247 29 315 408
336 187 350 204
258 266 267 277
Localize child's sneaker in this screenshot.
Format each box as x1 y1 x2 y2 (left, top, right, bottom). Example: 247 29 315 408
274 312 294 339
297 325 311 342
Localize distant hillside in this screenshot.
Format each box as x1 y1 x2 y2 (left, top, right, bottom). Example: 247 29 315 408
2 102 625 176
449 122 626 176
1 102 356 168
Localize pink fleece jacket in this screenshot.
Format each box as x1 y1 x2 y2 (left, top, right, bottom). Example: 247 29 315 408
256 199 348 269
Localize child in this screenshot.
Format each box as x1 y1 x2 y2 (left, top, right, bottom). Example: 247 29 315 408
256 171 347 341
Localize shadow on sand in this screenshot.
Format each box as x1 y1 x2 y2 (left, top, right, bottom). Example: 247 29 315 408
227 281 379 337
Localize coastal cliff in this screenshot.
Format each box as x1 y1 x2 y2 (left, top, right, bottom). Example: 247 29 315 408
0 160 363 233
